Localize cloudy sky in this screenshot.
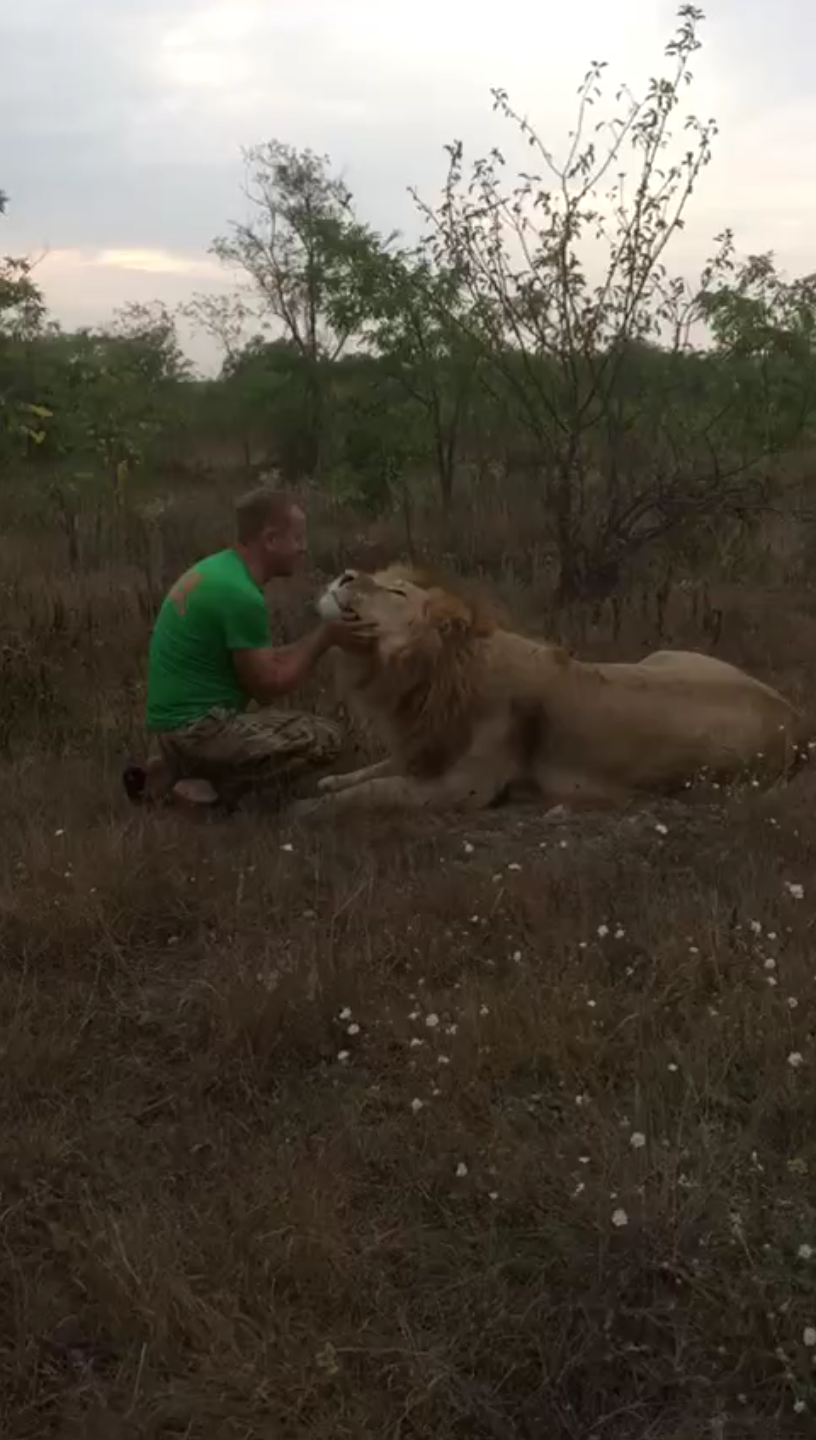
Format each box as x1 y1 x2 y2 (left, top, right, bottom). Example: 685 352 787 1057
2 1 813 371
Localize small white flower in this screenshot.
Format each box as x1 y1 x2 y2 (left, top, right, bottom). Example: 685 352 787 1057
764 958 777 971
438 1055 450 1065
337 1050 350 1062
463 841 474 854
455 1161 469 1178
425 1013 440 1029
611 1208 629 1228
749 920 763 936
54 828 65 837
803 1327 816 1348
408 1011 420 1021
409 1037 424 1049
655 823 669 836
667 1063 679 1073
281 842 294 853
469 915 480 924
597 924 610 939
410 1097 424 1114
614 927 625 939
788 1052 805 1069
339 1007 352 1021
446 1023 459 1036
507 862 522 872
794 1400 807 1415
798 1244 814 1261
788 997 799 1010
512 950 522 962
785 882 805 901
587 999 597 1009
630 1132 646 1150
488 1191 499 1201
346 1022 360 1036
479 1004 490 1017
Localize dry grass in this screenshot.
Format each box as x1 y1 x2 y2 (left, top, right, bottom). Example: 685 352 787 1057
2 477 816 1438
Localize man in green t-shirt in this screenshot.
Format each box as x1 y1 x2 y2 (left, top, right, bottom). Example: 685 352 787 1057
123 485 374 809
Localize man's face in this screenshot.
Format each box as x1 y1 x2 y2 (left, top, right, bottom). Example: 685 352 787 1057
262 505 307 578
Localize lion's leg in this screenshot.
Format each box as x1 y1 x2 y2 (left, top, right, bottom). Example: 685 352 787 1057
295 766 496 817
317 758 395 794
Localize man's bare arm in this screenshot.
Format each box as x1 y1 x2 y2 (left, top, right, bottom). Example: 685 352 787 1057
233 620 374 705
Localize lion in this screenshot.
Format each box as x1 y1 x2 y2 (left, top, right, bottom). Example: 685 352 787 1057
300 564 805 815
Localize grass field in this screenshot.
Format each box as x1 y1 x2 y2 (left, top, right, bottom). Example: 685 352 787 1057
3 482 816 1438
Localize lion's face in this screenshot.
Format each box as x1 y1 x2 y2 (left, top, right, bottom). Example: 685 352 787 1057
318 566 479 659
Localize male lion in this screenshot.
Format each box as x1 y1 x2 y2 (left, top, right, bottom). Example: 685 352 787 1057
301 565 804 815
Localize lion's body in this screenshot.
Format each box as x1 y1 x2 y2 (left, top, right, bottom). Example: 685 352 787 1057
307 567 804 815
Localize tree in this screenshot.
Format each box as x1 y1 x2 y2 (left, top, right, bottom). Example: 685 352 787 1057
361 247 481 510
212 141 390 477
413 5 814 599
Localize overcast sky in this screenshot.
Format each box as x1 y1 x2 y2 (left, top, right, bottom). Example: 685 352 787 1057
2 1 813 371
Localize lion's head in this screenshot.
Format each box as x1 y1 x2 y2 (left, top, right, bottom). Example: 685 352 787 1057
317 565 497 776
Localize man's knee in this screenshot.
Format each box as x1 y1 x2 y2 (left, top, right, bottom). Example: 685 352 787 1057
310 717 342 761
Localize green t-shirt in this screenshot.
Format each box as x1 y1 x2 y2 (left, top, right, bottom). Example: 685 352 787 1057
146 549 271 731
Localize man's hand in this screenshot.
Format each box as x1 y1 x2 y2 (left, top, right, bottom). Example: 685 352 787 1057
321 618 378 653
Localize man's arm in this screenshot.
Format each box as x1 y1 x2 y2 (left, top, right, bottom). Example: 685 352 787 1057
232 620 373 705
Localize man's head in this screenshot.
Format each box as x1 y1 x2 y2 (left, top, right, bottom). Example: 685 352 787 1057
234 486 306 582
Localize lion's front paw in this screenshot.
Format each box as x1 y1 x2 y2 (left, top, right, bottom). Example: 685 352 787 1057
317 774 343 793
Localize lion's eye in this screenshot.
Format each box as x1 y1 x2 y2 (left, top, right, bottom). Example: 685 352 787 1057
387 587 408 598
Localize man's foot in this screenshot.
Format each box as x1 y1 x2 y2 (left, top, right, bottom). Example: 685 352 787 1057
172 778 219 807
122 766 219 810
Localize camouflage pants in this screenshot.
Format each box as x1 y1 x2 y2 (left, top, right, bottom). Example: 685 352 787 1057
153 706 342 805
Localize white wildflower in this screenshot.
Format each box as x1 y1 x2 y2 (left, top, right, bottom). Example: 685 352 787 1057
764 957 777 971
409 1037 424 1049
347 1023 360 1036
507 862 522 872
788 1052 805 1069
281 842 294 853
410 1097 424 1114
512 950 522 962
597 924 610 939
614 927 626 939
630 1132 646 1150
611 1208 629 1228
479 1004 490 1017
488 1191 499 1201
785 882 805 901
463 841 474 854
655 823 669 836
425 1013 440 1029
339 1007 353 1021
804 1327 816 1348
667 1063 679 1073
749 920 763 936
798 1244 814 1261
455 1161 469 1178
438 1055 450 1065
788 997 799 1010
337 1050 350 1062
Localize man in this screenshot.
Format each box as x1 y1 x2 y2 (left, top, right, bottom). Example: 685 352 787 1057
123 485 372 809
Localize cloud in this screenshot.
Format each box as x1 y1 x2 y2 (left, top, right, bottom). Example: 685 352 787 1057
2 0 815 373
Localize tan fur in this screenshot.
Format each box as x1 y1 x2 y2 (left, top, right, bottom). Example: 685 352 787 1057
304 566 806 816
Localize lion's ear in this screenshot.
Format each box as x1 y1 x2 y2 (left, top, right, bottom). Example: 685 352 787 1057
424 588 474 635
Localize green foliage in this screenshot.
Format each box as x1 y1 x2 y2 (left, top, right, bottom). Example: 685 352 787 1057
5 13 816 597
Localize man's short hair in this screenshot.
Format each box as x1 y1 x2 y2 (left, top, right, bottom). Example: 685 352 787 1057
235 486 298 543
